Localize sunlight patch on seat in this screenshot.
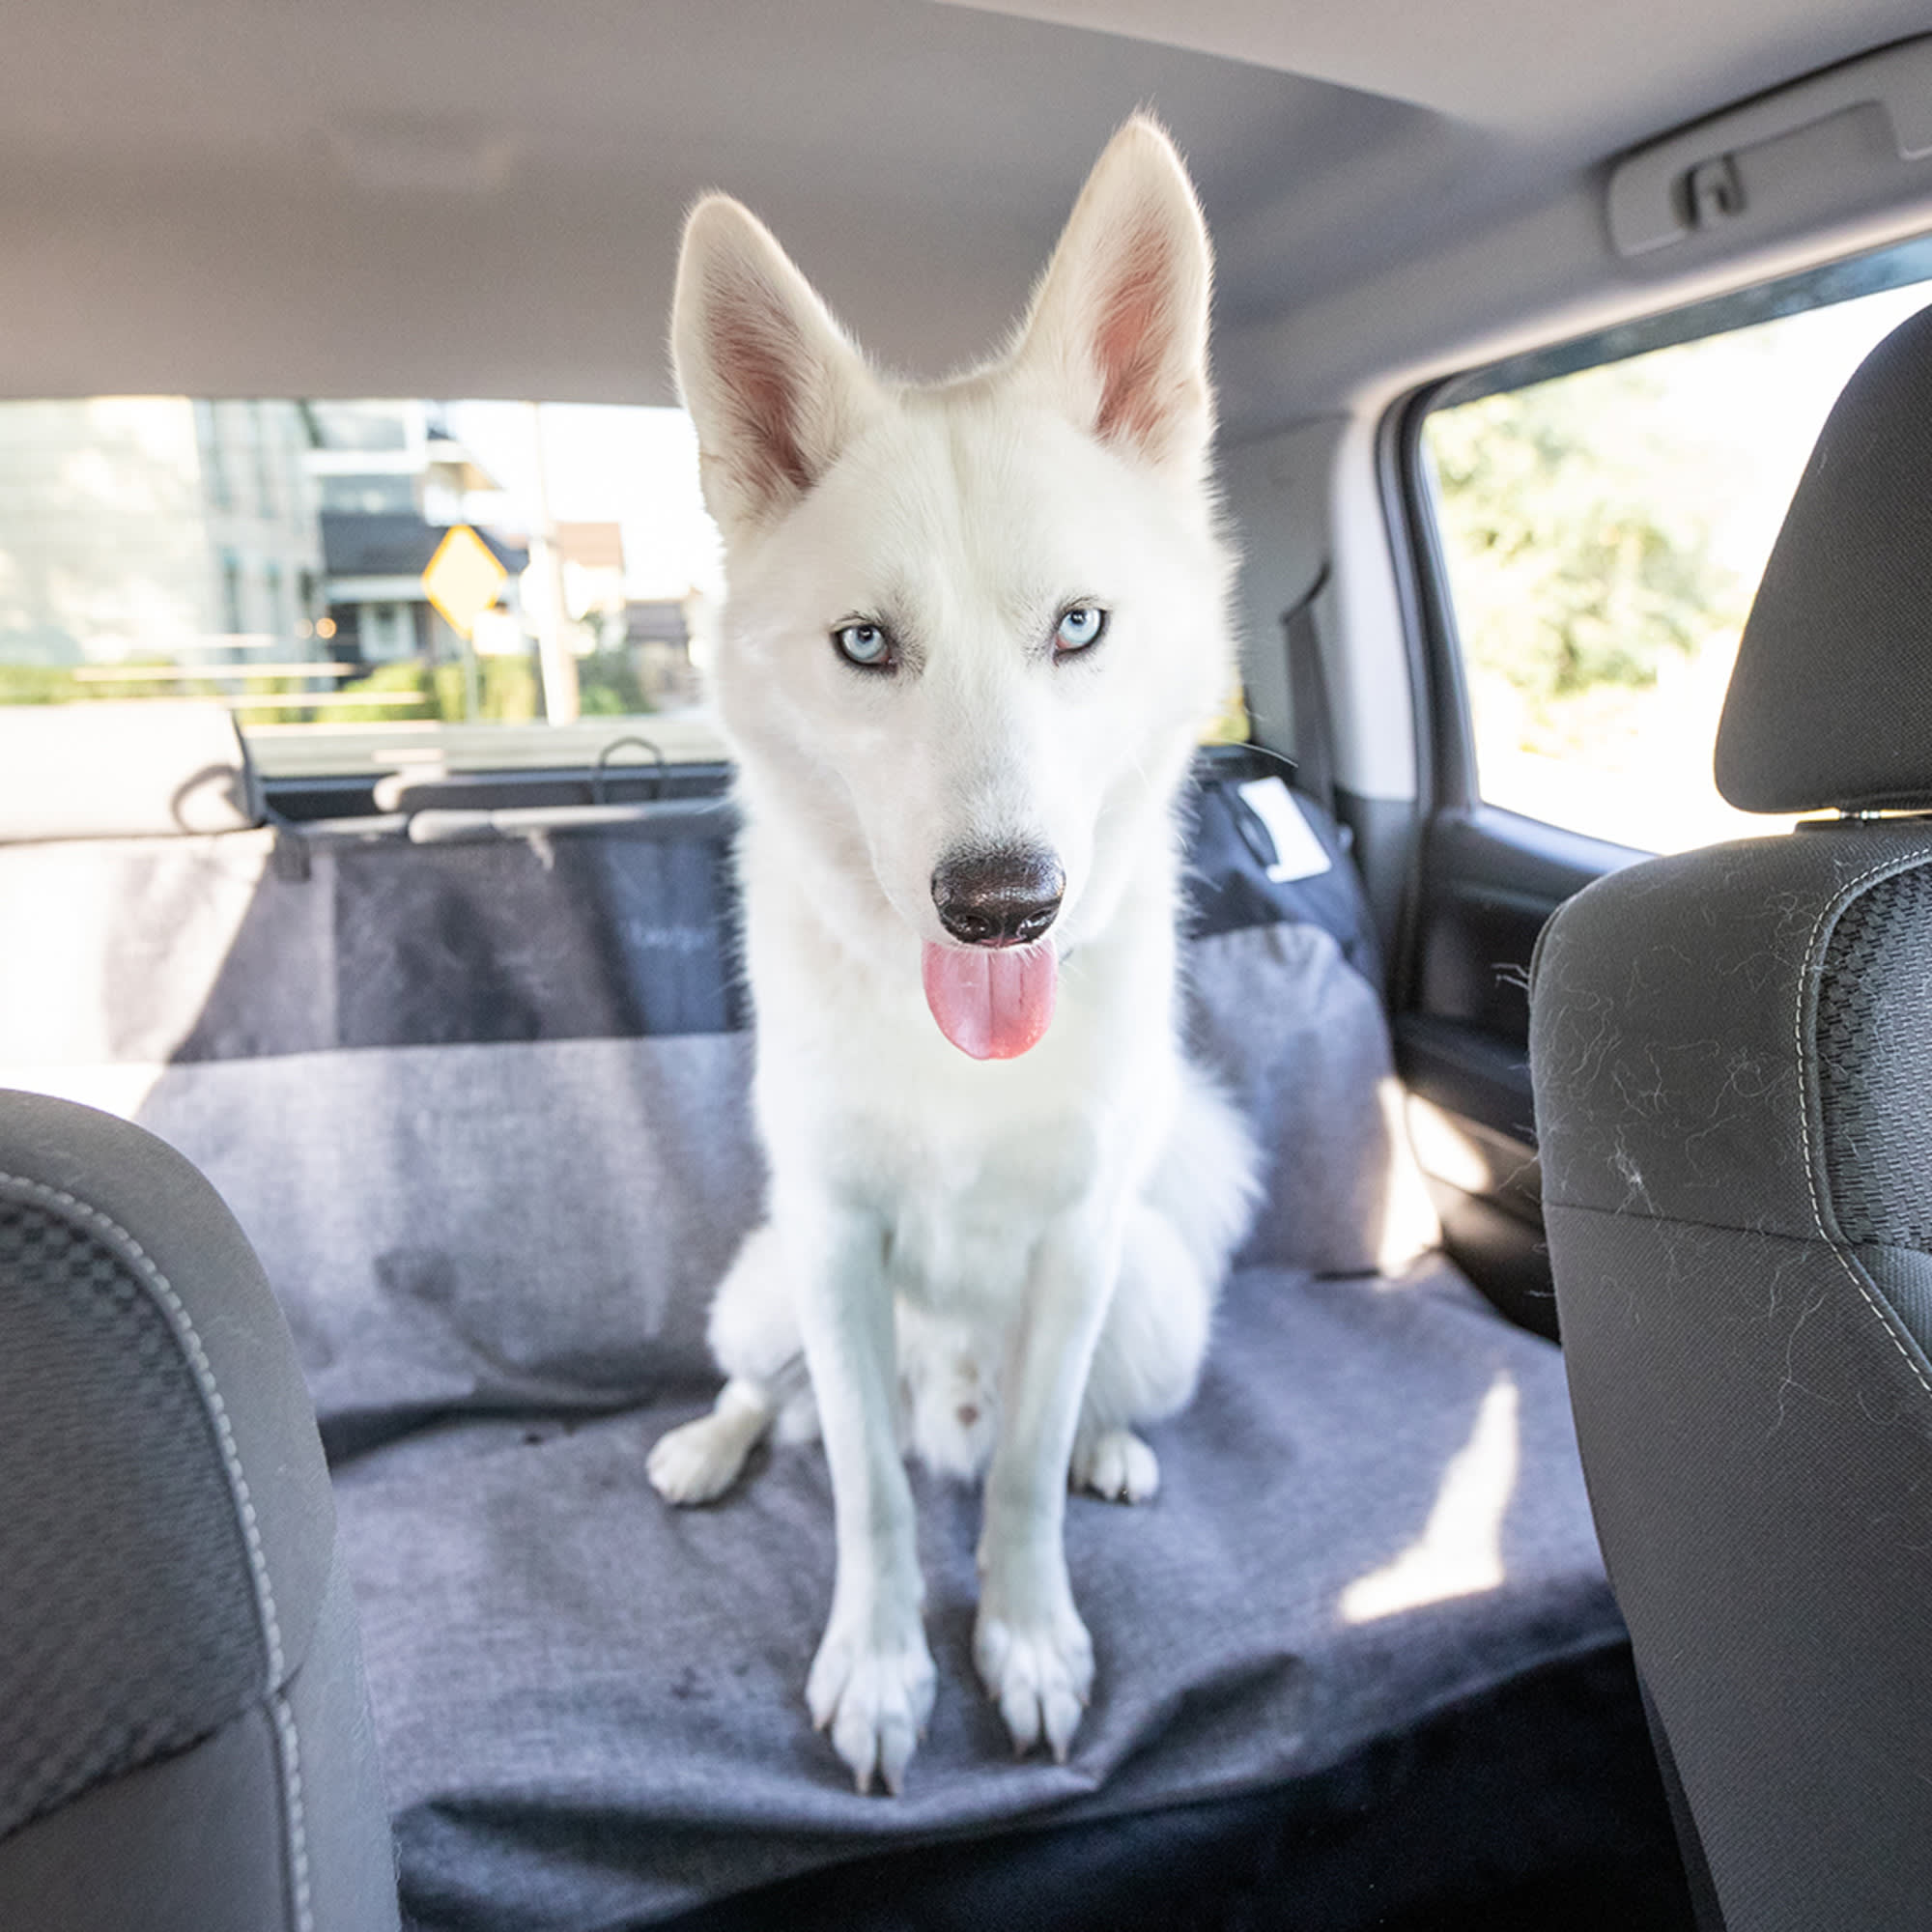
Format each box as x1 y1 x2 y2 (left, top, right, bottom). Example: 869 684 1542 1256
1403 1093 1491 1196
1374 1075 1443 1275
0 828 270 1068
1340 1373 1520 1623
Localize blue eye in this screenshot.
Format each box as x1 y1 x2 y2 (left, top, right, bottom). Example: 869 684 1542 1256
834 621 893 668
1055 605 1107 654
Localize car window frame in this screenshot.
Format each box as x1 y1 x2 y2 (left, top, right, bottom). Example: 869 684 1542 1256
1392 228 1932 855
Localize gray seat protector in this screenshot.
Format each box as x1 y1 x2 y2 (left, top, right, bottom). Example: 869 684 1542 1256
0 808 1619 1929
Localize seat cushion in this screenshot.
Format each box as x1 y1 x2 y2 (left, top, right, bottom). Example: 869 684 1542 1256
328 1254 1613 1929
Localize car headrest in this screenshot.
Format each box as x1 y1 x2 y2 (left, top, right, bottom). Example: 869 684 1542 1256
1716 300 1932 816
0 701 263 841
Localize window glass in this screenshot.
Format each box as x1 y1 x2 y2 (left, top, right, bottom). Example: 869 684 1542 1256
0 399 729 775
1424 265 1932 852
1 393 1253 779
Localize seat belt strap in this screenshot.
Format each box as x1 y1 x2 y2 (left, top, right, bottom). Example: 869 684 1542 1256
1282 562 1335 818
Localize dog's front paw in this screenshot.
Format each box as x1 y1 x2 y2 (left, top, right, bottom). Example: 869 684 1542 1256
646 1413 748 1505
1071 1427 1160 1503
647 1381 771 1506
974 1578 1094 1762
807 1604 936 1795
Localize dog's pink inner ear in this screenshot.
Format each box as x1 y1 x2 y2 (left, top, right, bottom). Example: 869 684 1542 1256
707 268 818 507
1093 220 1181 457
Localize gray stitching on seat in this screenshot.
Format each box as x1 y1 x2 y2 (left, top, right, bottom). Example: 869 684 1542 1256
1791 863 1932 1403
271 1691 315 1932
0 1168 313 1931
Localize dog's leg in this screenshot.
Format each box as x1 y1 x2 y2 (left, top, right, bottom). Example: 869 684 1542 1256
648 1222 801 1504
1069 1201 1214 1503
1072 1066 1254 1503
791 1196 935 1796
974 1201 1123 1762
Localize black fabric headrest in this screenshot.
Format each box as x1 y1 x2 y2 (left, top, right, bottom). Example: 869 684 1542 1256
1716 300 1932 815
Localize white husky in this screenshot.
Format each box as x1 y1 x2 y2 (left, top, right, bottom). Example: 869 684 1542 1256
647 117 1260 1794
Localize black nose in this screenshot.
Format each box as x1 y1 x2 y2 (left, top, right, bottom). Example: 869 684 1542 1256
931 846 1065 947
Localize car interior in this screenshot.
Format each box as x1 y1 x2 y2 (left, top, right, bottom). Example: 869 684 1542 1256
3 4 1931 1929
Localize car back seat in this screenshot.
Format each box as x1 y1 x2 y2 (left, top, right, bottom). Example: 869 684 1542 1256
0 746 1662 1929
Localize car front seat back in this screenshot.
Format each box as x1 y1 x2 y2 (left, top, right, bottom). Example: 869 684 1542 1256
1529 303 1932 1932
0 1090 399 1931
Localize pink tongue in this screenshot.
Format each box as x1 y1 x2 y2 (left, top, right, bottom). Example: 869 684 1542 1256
921 943 1058 1060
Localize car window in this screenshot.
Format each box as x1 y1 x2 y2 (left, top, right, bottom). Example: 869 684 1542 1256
0 397 730 777
0 393 1253 781
1421 247 1932 853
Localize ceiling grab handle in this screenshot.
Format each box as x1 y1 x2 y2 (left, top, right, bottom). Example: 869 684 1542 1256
1607 36 1932 257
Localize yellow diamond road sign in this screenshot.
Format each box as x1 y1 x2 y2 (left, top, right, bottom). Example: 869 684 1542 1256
422 526 507 639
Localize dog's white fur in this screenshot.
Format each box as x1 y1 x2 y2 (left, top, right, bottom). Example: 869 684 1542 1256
647 117 1260 1793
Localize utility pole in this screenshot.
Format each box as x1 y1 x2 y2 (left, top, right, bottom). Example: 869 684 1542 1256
526 401 579 724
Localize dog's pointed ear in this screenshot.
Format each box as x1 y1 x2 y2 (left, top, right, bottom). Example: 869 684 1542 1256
672 195 878 539
1012 117 1213 479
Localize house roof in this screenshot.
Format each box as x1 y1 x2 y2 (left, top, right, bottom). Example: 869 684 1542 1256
321 515 526 582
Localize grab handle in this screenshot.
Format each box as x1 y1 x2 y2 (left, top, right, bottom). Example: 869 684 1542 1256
1608 36 1932 257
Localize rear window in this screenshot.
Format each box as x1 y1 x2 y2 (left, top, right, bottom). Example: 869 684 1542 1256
1421 238 1932 853
2 394 1255 784
0 398 729 777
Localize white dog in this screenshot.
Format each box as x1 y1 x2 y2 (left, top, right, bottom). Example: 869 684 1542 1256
647 117 1260 1795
